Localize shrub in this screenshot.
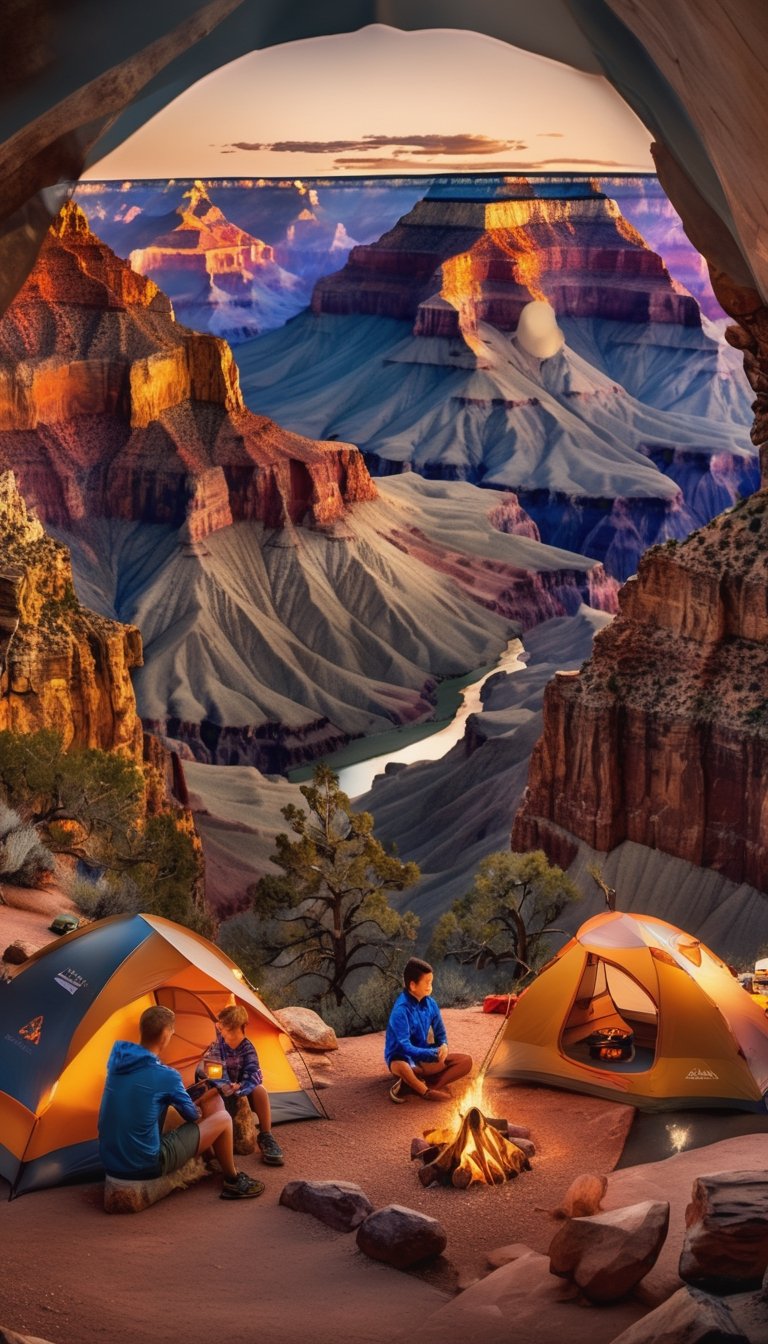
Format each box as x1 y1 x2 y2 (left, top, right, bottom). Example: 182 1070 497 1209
0 805 55 887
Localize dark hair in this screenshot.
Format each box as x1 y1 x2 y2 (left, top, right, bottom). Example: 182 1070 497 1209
403 957 433 989
140 1005 175 1045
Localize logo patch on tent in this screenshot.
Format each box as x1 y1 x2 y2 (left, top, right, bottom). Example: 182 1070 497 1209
54 967 87 995
685 1065 718 1081
18 1016 44 1045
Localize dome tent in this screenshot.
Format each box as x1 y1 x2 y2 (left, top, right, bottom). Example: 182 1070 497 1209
0 913 320 1197
487 911 768 1112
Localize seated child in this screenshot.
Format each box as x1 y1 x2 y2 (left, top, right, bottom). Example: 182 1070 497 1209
197 1004 284 1166
384 957 473 1103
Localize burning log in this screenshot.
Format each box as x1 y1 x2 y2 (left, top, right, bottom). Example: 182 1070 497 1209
416 1106 531 1189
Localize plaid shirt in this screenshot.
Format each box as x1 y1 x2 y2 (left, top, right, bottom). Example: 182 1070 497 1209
197 1031 263 1094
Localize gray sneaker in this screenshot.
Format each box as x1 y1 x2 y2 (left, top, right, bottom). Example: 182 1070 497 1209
257 1131 285 1166
220 1171 265 1200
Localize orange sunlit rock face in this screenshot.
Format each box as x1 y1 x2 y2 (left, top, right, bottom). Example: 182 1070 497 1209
0 201 376 538
0 470 143 758
312 185 698 348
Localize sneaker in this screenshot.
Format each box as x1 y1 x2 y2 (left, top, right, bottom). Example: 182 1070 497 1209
257 1131 285 1167
389 1078 408 1104
220 1171 266 1200
422 1086 452 1101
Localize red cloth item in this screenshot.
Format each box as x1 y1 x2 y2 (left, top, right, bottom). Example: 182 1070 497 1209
482 994 518 1015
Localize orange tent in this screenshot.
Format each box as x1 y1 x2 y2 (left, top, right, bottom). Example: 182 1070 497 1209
0 913 319 1196
487 911 768 1111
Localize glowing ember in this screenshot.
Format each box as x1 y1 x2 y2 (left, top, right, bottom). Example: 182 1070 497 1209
666 1123 690 1153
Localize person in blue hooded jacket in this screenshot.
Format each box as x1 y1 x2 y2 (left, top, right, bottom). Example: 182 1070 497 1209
385 957 473 1103
98 1004 263 1200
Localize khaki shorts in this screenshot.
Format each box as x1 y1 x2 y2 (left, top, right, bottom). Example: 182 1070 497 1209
158 1121 200 1176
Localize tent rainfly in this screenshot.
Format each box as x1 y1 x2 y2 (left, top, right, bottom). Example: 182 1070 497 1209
0 913 320 1197
487 911 768 1112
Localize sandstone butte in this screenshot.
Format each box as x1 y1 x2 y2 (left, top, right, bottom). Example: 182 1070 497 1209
0 201 376 542
512 444 768 891
312 180 700 350
0 468 143 760
127 178 293 297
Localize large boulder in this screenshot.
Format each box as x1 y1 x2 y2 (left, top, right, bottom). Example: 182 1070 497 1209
356 1205 447 1270
605 1285 750 1343
680 1171 768 1293
417 1246 646 1344
273 1007 338 1052
549 1200 670 1303
279 1179 372 1231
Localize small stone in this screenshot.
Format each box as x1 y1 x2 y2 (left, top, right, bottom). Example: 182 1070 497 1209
456 1271 482 1292
2 941 36 965
274 1007 338 1052
356 1205 448 1270
549 1199 670 1303
680 1171 768 1293
554 1172 607 1219
279 1179 372 1231
486 1242 534 1269
605 1285 749 1343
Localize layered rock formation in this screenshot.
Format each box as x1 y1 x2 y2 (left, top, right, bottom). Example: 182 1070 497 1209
312 184 701 342
513 459 768 891
0 469 142 759
128 181 307 341
0 201 377 542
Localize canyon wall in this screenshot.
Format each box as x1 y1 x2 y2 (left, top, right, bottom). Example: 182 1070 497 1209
513 461 768 890
0 469 143 759
0 202 377 540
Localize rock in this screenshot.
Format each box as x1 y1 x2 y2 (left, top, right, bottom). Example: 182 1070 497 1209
0 1329 58 1343
605 1285 750 1343
1 941 36 964
356 1205 448 1270
279 1180 372 1232
554 1173 608 1220
512 492 768 889
456 1272 481 1292
549 1199 670 1304
418 1246 646 1344
486 1242 535 1269
104 1155 209 1213
729 1284 768 1343
274 1007 339 1052
232 1095 256 1156
680 1172 768 1292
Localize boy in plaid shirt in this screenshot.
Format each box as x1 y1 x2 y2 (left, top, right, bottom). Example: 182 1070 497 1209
198 1004 284 1166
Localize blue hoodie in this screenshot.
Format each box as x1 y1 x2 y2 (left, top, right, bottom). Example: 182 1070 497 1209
384 991 448 1067
98 1041 199 1179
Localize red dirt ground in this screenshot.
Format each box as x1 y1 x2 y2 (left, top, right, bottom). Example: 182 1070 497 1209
0 981 633 1344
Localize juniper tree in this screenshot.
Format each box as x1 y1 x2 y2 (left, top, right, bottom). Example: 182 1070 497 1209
432 849 579 981
250 765 419 1007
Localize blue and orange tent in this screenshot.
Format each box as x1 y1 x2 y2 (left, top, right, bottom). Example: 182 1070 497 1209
0 913 320 1197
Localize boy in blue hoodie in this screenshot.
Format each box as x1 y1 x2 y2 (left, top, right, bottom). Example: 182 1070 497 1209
385 957 473 1103
98 1004 263 1200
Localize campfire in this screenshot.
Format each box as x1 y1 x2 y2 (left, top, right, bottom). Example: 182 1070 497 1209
410 1079 533 1188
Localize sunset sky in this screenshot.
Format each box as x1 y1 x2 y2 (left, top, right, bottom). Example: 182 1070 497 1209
87 26 653 180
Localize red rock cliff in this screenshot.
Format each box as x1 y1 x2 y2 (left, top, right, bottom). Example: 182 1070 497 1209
0 202 376 538
513 469 768 890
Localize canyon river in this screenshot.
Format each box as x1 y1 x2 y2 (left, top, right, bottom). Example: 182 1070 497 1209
289 638 525 798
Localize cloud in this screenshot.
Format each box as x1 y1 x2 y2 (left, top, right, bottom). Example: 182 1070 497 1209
228 133 527 157
331 156 647 172
537 133 565 138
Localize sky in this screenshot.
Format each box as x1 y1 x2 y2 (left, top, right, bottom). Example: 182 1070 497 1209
86 25 653 180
